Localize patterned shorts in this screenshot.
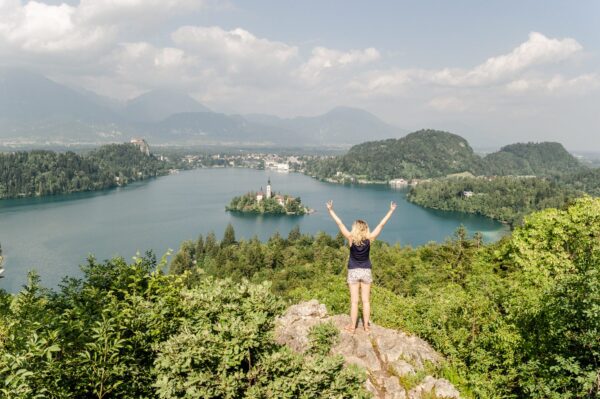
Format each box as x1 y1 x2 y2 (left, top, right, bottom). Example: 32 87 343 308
347 268 373 284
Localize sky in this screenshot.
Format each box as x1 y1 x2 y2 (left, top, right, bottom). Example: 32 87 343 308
0 0 599 150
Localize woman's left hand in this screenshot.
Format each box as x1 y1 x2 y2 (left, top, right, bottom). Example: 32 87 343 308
326 200 334 211
390 201 397 211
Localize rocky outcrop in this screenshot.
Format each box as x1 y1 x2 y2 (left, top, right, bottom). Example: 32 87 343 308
275 300 461 399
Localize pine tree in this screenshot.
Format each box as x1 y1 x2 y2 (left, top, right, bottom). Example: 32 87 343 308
287 225 301 242
169 241 195 275
205 232 218 256
221 223 236 247
0 242 4 279
195 234 204 260
335 231 346 248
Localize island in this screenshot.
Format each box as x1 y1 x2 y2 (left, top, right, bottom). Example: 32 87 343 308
226 178 311 215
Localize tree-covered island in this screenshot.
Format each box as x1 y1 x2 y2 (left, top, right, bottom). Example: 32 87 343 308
226 178 311 215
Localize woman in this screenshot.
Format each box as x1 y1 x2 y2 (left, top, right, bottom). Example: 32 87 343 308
326 200 396 333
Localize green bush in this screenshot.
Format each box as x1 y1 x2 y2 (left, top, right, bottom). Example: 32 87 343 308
0 254 369 398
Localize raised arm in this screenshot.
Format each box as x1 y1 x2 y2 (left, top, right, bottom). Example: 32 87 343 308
369 201 397 240
326 200 351 239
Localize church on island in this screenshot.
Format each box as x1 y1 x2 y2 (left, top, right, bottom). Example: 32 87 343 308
226 178 310 215
256 178 291 207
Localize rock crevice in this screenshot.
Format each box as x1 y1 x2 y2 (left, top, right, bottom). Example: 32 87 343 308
275 300 461 399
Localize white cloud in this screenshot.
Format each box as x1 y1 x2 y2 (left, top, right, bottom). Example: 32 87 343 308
297 46 380 82
172 26 298 69
506 73 600 95
0 0 205 55
77 0 204 24
431 32 582 87
0 0 114 54
428 96 467 112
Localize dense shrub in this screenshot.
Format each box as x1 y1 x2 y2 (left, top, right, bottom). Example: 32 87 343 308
0 253 369 398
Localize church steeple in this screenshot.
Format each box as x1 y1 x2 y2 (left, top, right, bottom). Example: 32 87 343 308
266 177 272 199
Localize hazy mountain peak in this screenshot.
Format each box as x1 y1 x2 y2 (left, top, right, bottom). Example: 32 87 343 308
0 68 119 124
124 89 211 123
324 106 377 117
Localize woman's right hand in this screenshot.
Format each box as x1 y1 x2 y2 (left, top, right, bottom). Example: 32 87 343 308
390 201 397 211
326 200 333 211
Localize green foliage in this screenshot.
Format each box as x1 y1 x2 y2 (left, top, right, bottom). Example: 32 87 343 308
0 251 369 398
304 131 584 182
407 175 581 226
287 225 301 242
172 198 600 398
499 197 600 398
221 223 237 247
307 321 339 356
0 143 170 199
226 192 307 215
306 129 484 181
0 241 4 280
483 142 584 176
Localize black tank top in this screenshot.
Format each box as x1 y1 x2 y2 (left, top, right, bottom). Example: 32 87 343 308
348 239 372 269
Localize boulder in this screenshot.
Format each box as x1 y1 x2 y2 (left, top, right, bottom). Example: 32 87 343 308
275 301 460 399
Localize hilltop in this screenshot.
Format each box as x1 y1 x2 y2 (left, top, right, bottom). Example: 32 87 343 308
482 142 584 176
276 301 461 399
305 129 585 181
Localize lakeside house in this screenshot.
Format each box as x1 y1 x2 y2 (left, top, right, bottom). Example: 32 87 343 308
389 178 408 187
265 160 290 172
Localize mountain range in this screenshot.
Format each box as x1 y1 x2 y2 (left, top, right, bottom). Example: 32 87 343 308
0 69 405 147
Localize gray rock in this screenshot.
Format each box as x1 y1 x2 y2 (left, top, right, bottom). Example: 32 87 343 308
408 376 461 399
390 360 416 377
275 301 461 399
383 376 406 399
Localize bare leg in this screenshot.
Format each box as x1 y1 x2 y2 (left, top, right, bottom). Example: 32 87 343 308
360 282 371 332
346 282 360 333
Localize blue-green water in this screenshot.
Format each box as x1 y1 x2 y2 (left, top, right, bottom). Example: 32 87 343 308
0 168 509 292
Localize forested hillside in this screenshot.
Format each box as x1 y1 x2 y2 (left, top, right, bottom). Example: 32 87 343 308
0 144 169 199
305 130 483 181
482 142 584 176
305 130 584 181
169 198 600 398
406 168 600 226
406 176 581 226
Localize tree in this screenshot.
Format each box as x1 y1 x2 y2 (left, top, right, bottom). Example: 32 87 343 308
204 232 218 256
287 225 301 242
194 234 204 260
0 242 3 279
169 240 195 274
503 197 600 397
222 223 236 247
335 232 346 248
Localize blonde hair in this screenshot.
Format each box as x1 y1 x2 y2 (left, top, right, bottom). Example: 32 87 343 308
350 220 370 246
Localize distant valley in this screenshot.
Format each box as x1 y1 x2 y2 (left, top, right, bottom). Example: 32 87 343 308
0 69 405 147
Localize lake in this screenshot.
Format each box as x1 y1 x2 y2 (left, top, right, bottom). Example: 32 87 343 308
0 168 509 292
